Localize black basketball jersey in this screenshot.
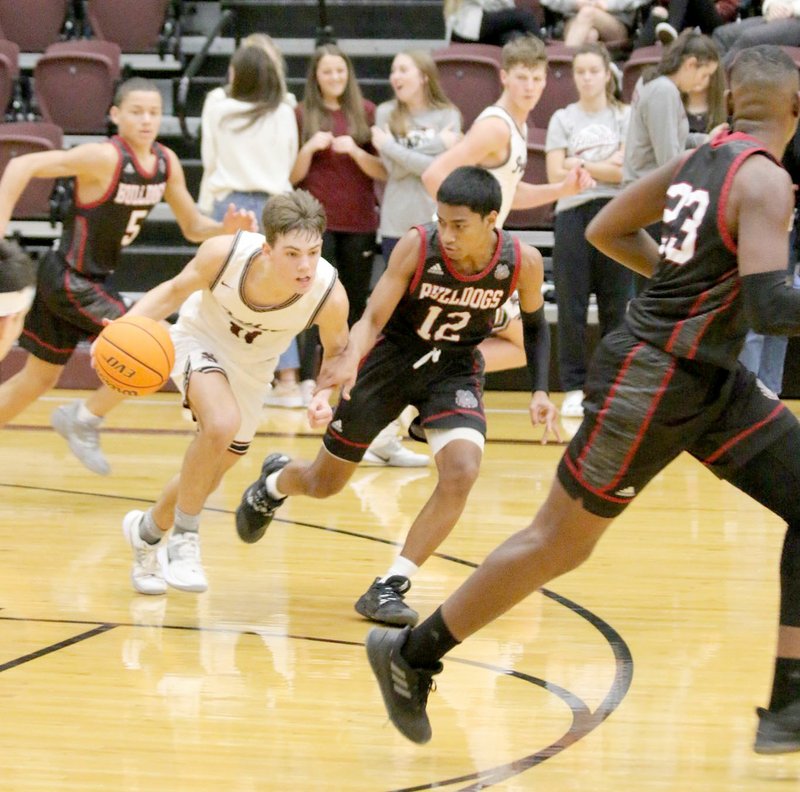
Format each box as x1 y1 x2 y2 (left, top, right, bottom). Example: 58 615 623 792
382 222 521 353
59 136 170 278
626 132 780 369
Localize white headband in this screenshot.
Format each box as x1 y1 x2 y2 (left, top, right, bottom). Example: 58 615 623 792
0 286 35 317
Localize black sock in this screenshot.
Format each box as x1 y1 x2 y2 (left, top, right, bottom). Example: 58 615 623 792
769 657 800 711
401 607 460 669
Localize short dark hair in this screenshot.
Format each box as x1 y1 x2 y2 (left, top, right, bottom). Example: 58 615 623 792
262 190 327 245
0 240 36 294
114 77 162 107
437 166 502 218
729 44 798 92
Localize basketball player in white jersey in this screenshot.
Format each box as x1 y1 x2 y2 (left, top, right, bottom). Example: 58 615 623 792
115 190 350 595
422 35 595 379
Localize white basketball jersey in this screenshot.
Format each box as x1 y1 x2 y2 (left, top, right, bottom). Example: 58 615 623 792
175 230 337 366
475 105 528 227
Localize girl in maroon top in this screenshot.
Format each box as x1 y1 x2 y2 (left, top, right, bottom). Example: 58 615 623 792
291 43 386 331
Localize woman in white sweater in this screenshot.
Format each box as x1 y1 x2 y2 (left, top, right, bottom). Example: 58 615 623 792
445 0 543 45
198 41 298 222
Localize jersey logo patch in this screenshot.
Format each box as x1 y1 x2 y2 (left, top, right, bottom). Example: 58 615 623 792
331 419 343 432
123 162 136 174
427 262 444 276
494 263 511 280
455 389 478 410
615 486 636 498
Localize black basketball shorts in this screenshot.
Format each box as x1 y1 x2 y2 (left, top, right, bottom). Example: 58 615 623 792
557 327 797 518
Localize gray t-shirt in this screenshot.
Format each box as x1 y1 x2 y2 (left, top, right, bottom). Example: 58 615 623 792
546 101 630 213
622 75 706 184
375 102 462 238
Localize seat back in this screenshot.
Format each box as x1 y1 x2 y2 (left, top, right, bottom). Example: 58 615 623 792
0 121 63 217
528 48 577 132
621 45 662 103
504 130 554 230
0 39 19 117
432 44 502 130
86 0 170 52
33 40 121 133
0 0 69 52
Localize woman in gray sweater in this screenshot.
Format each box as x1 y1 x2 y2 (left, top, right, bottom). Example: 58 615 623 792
371 50 462 262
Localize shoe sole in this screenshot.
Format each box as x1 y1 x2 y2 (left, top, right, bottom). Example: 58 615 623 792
122 511 167 596
355 596 419 627
157 544 208 593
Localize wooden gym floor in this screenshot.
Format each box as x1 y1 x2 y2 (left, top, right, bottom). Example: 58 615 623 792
0 389 799 791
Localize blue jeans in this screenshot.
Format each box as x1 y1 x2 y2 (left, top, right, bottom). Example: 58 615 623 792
739 331 788 395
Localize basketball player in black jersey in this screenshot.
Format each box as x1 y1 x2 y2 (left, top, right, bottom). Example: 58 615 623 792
363 45 800 752
236 166 559 625
0 77 256 475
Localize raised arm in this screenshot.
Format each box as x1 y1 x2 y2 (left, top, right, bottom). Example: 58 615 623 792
0 142 116 237
125 235 235 321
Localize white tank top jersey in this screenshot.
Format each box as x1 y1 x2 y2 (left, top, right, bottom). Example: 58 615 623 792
474 105 528 227
174 230 337 366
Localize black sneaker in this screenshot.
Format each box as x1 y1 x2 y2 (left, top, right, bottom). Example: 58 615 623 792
235 453 290 543
366 626 441 744
754 701 800 753
355 576 419 626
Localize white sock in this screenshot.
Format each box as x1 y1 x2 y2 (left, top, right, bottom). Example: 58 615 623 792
380 556 419 582
265 470 287 500
77 400 102 424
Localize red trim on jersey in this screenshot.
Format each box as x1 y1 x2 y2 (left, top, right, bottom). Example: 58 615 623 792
684 276 740 359
67 215 89 272
326 425 370 450
716 147 768 254
509 235 522 293
440 227 502 282
702 402 787 465
21 328 74 355
75 140 124 210
408 226 428 294
562 453 632 505
115 135 161 180
62 268 125 326
575 342 678 493
663 267 738 356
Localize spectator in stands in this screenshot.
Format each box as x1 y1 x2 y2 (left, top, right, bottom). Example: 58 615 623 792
634 0 738 48
683 57 727 133
623 31 722 185
0 240 36 363
540 0 651 47
714 0 800 60
546 43 633 418
372 50 462 262
444 0 544 46
198 37 304 409
292 45 425 466
0 77 256 475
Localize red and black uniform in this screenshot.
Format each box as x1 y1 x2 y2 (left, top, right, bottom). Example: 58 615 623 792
324 222 521 463
21 136 170 364
558 132 798 517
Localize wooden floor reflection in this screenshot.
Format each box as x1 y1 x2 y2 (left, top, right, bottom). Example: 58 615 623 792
1 390 799 791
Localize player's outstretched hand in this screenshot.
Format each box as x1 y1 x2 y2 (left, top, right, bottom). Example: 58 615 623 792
529 391 562 444
222 203 258 233
307 388 334 428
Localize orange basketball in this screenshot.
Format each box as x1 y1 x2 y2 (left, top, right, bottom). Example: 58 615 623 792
93 316 175 397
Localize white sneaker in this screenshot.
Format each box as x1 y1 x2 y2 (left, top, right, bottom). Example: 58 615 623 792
161 531 208 592
52 400 110 475
122 510 167 595
561 389 585 418
264 381 304 408
363 435 430 467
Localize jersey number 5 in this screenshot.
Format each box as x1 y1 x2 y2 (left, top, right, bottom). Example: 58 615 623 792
417 305 470 342
659 183 710 265
121 209 150 246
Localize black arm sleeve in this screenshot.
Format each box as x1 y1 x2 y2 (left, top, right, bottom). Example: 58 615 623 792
741 270 800 336
521 305 550 394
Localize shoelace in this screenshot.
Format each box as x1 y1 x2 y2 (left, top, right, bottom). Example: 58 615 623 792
135 543 160 574
169 533 200 562
376 584 406 606
246 485 273 514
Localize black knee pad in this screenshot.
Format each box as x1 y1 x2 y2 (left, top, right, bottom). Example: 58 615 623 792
780 523 800 627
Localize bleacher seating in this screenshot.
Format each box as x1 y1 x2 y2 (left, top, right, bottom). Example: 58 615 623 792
0 0 71 53
86 0 173 54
